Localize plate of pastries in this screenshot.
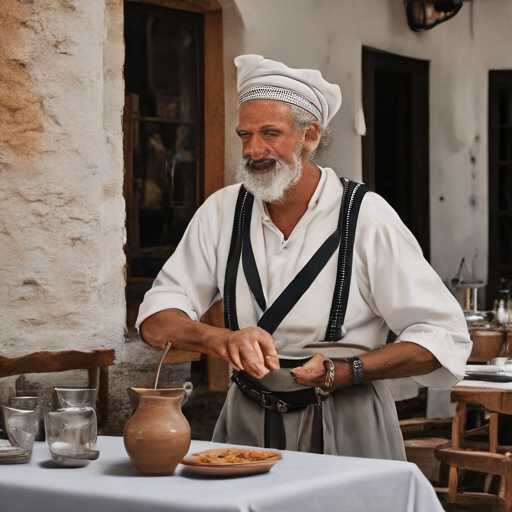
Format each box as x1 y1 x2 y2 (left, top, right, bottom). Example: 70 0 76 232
181 447 282 476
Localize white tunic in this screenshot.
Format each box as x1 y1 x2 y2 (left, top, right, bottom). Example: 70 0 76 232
136 167 471 389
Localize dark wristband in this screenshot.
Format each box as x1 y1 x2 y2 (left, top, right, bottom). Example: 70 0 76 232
343 356 364 385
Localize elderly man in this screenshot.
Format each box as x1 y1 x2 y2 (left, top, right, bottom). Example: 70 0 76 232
137 55 471 460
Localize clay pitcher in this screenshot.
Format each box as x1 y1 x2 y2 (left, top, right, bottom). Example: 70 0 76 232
123 388 191 475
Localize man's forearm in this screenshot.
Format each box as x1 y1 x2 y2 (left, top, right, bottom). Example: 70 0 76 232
333 342 442 388
140 309 230 356
140 308 280 378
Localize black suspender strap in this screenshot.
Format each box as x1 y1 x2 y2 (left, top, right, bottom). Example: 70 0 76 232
223 186 249 331
242 193 267 312
325 179 370 341
257 230 340 335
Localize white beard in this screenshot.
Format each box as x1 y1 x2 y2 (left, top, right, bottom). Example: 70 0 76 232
235 145 304 204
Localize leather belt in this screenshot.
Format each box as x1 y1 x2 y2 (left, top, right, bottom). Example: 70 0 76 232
231 369 327 450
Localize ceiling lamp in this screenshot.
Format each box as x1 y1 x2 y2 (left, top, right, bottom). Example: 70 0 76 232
404 0 465 31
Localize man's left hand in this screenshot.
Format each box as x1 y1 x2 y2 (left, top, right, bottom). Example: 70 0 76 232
290 354 326 387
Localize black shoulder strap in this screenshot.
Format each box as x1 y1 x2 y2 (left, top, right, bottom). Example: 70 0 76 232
242 193 267 312
325 179 370 341
223 185 248 331
256 230 340 335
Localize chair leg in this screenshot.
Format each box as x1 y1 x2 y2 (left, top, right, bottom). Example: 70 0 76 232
498 464 512 512
88 367 99 390
97 366 109 429
448 467 458 502
490 413 499 453
452 402 466 450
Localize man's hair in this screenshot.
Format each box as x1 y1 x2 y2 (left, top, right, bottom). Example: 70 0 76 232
290 105 332 161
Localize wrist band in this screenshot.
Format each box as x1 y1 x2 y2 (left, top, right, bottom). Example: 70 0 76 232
343 356 364 385
322 357 335 390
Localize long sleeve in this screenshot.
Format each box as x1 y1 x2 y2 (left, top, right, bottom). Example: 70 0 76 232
135 194 222 329
356 193 472 388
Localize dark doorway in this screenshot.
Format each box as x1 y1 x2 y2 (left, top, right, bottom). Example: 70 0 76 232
488 71 512 307
362 48 430 260
123 2 204 330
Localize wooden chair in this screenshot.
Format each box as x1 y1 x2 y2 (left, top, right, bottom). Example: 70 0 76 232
0 349 115 428
500 330 512 358
435 386 512 511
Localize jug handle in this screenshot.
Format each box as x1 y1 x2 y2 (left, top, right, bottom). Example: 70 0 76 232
182 382 193 406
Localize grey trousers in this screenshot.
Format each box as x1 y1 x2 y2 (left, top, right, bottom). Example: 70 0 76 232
212 369 406 461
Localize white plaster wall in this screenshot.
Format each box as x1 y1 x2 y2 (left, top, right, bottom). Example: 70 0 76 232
223 0 512 284
0 0 126 357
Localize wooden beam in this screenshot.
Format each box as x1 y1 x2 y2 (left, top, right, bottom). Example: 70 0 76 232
203 8 224 199
0 349 116 378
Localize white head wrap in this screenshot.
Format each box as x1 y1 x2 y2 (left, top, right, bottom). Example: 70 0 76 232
235 54 342 130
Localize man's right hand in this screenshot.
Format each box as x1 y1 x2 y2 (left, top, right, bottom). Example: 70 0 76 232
209 326 280 379
140 310 280 380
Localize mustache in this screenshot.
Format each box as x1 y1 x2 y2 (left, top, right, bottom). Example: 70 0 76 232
244 157 279 172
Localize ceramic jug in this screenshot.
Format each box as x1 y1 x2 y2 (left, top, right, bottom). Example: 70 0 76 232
123 388 191 475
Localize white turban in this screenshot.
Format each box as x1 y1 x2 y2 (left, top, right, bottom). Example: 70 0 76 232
235 54 342 130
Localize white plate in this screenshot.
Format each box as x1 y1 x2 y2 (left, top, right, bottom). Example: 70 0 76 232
181 447 282 477
466 365 508 374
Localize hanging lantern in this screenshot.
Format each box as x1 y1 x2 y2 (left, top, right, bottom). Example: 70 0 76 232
404 0 464 31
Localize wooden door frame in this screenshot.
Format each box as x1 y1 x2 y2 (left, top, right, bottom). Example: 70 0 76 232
362 47 430 260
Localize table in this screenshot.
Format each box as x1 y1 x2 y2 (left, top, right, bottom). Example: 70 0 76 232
0 436 443 512
436 382 512 510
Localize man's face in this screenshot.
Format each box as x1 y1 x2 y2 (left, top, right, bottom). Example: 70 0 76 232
235 101 305 203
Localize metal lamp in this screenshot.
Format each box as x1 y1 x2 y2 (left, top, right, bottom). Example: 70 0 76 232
404 0 465 31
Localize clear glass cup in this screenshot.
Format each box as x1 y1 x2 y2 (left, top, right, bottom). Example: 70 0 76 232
45 408 99 467
0 376 18 440
10 397 38 411
54 388 97 409
0 407 38 464
10 396 45 442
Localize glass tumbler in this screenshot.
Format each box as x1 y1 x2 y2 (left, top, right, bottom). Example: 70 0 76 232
0 376 18 440
0 407 38 464
10 396 45 442
54 388 97 409
45 408 98 467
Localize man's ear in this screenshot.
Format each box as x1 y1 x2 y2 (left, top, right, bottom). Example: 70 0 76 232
303 122 322 155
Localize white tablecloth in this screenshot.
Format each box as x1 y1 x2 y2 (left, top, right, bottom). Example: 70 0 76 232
0 436 442 512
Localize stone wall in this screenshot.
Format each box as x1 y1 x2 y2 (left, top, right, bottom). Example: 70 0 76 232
0 0 126 357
